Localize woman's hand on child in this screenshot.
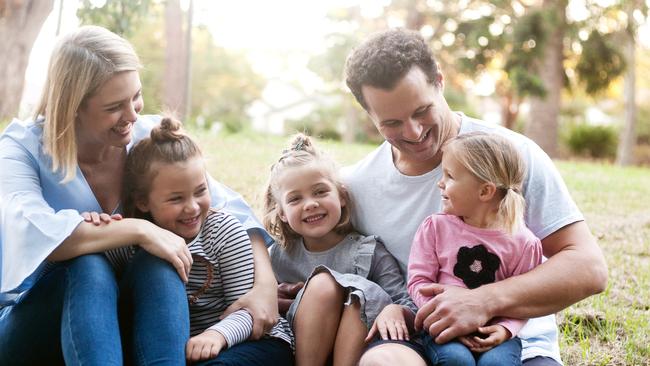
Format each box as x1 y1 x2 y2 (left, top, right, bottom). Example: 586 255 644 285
81 211 123 225
458 325 510 353
277 282 304 316
186 330 227 363
366 304 410 342
138 221 193 283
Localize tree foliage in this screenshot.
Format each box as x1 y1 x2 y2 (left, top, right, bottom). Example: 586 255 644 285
76 0 265 131
77 0 150 37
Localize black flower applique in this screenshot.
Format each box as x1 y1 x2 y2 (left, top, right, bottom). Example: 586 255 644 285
453 244 501 289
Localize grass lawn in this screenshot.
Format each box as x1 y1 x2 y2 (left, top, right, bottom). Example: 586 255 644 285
198 131 650 366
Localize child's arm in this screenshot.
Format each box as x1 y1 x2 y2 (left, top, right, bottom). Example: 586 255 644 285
485 231 544 339
407 217 441 308
208 177 279 338
188 213 255 362
366 238 418 341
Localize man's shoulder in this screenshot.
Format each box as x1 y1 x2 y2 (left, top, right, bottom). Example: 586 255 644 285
341 141 390 182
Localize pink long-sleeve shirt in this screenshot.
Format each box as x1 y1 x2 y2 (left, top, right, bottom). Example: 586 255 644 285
407 214 543 337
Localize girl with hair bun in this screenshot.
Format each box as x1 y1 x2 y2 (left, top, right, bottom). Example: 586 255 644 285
407 132 543 366
116 117 294 365
263 133 416 366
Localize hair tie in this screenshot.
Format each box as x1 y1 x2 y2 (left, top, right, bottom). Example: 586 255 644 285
279 139 306 159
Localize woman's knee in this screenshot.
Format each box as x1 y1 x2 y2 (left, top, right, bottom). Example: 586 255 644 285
126 250 182 284
65 254 117 293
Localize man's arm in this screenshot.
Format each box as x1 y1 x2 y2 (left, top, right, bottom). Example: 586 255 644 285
416 221 608 343
492 220 607 317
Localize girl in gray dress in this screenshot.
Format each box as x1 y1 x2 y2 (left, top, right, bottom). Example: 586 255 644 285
263 134 417 366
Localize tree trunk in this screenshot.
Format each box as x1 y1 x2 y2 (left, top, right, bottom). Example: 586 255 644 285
525 0 566 158
501 90 519 130
616 6 637 166
0 0 54 121
183 0 193 122
163 0 186 117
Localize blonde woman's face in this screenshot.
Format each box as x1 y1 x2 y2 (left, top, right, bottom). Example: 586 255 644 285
76 71 143 148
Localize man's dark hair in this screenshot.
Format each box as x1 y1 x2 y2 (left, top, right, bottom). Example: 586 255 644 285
344 28 441 110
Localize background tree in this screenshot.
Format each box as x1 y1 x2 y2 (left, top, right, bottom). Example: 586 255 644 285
77 0 265 131
77 0 149 37
616 0 648 166
0 0 53 122
163 0 188 118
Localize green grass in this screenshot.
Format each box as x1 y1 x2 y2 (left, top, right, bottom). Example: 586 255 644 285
200 131 650 365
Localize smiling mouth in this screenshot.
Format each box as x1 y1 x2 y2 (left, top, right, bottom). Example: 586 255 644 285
303 214 326 223
111 123 133 135
179 215 200 226
405 129 431 145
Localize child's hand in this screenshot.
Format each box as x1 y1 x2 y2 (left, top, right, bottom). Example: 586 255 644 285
365 304 410 342
458 324 510 353
186 330 227 363
81 211 123 226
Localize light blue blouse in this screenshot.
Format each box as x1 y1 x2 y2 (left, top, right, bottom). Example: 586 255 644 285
0 115 270 306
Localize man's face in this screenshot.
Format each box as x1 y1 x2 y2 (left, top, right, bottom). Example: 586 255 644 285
362 67 456 174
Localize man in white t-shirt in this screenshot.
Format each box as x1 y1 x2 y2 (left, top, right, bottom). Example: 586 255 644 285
340 28 607 366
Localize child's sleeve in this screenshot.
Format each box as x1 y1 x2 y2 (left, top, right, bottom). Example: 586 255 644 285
207 310 253 348
511 232 544 276
203 213 256 347
369 239 417 315
490 231 544 338
407 216 440 308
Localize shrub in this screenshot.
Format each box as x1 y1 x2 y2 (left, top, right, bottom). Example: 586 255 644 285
563 123 618 159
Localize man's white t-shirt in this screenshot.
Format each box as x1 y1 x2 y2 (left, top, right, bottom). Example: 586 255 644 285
342 113 584 364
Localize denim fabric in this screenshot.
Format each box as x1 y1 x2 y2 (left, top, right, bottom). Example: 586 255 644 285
423 335 522 366
0 251 189 366
119 250 189 365
193 338 294 366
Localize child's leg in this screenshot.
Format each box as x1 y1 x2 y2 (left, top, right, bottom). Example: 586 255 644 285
293 272 344 366
422 334 476 366
476 337 522 366
332 299 366 366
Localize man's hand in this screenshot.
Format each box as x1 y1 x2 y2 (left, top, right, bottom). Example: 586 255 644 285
186 330 226 363
458 325 510 353
277 282 304 316
365 304 411 342
222 285 278 339
414 284 491 344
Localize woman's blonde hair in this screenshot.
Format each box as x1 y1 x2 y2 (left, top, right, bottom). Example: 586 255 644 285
122 117 202 219
35 25 141 182
444 132 527 233
263 134 353 250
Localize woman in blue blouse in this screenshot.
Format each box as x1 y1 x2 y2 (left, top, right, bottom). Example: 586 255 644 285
0 25 278 365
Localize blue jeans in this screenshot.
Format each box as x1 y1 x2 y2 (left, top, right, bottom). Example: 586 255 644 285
423 335 522 366
0 251 189 366
192 337 294 366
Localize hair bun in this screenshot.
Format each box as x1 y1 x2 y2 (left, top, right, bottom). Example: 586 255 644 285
286 133 316 154
151 117 184 143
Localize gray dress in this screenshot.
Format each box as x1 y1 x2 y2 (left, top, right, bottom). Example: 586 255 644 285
270 232 416 329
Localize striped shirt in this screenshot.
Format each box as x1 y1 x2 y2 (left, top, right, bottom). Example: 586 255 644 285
106 210 293 349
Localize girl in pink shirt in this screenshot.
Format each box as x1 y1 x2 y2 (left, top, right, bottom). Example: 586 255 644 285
407 132 543 366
